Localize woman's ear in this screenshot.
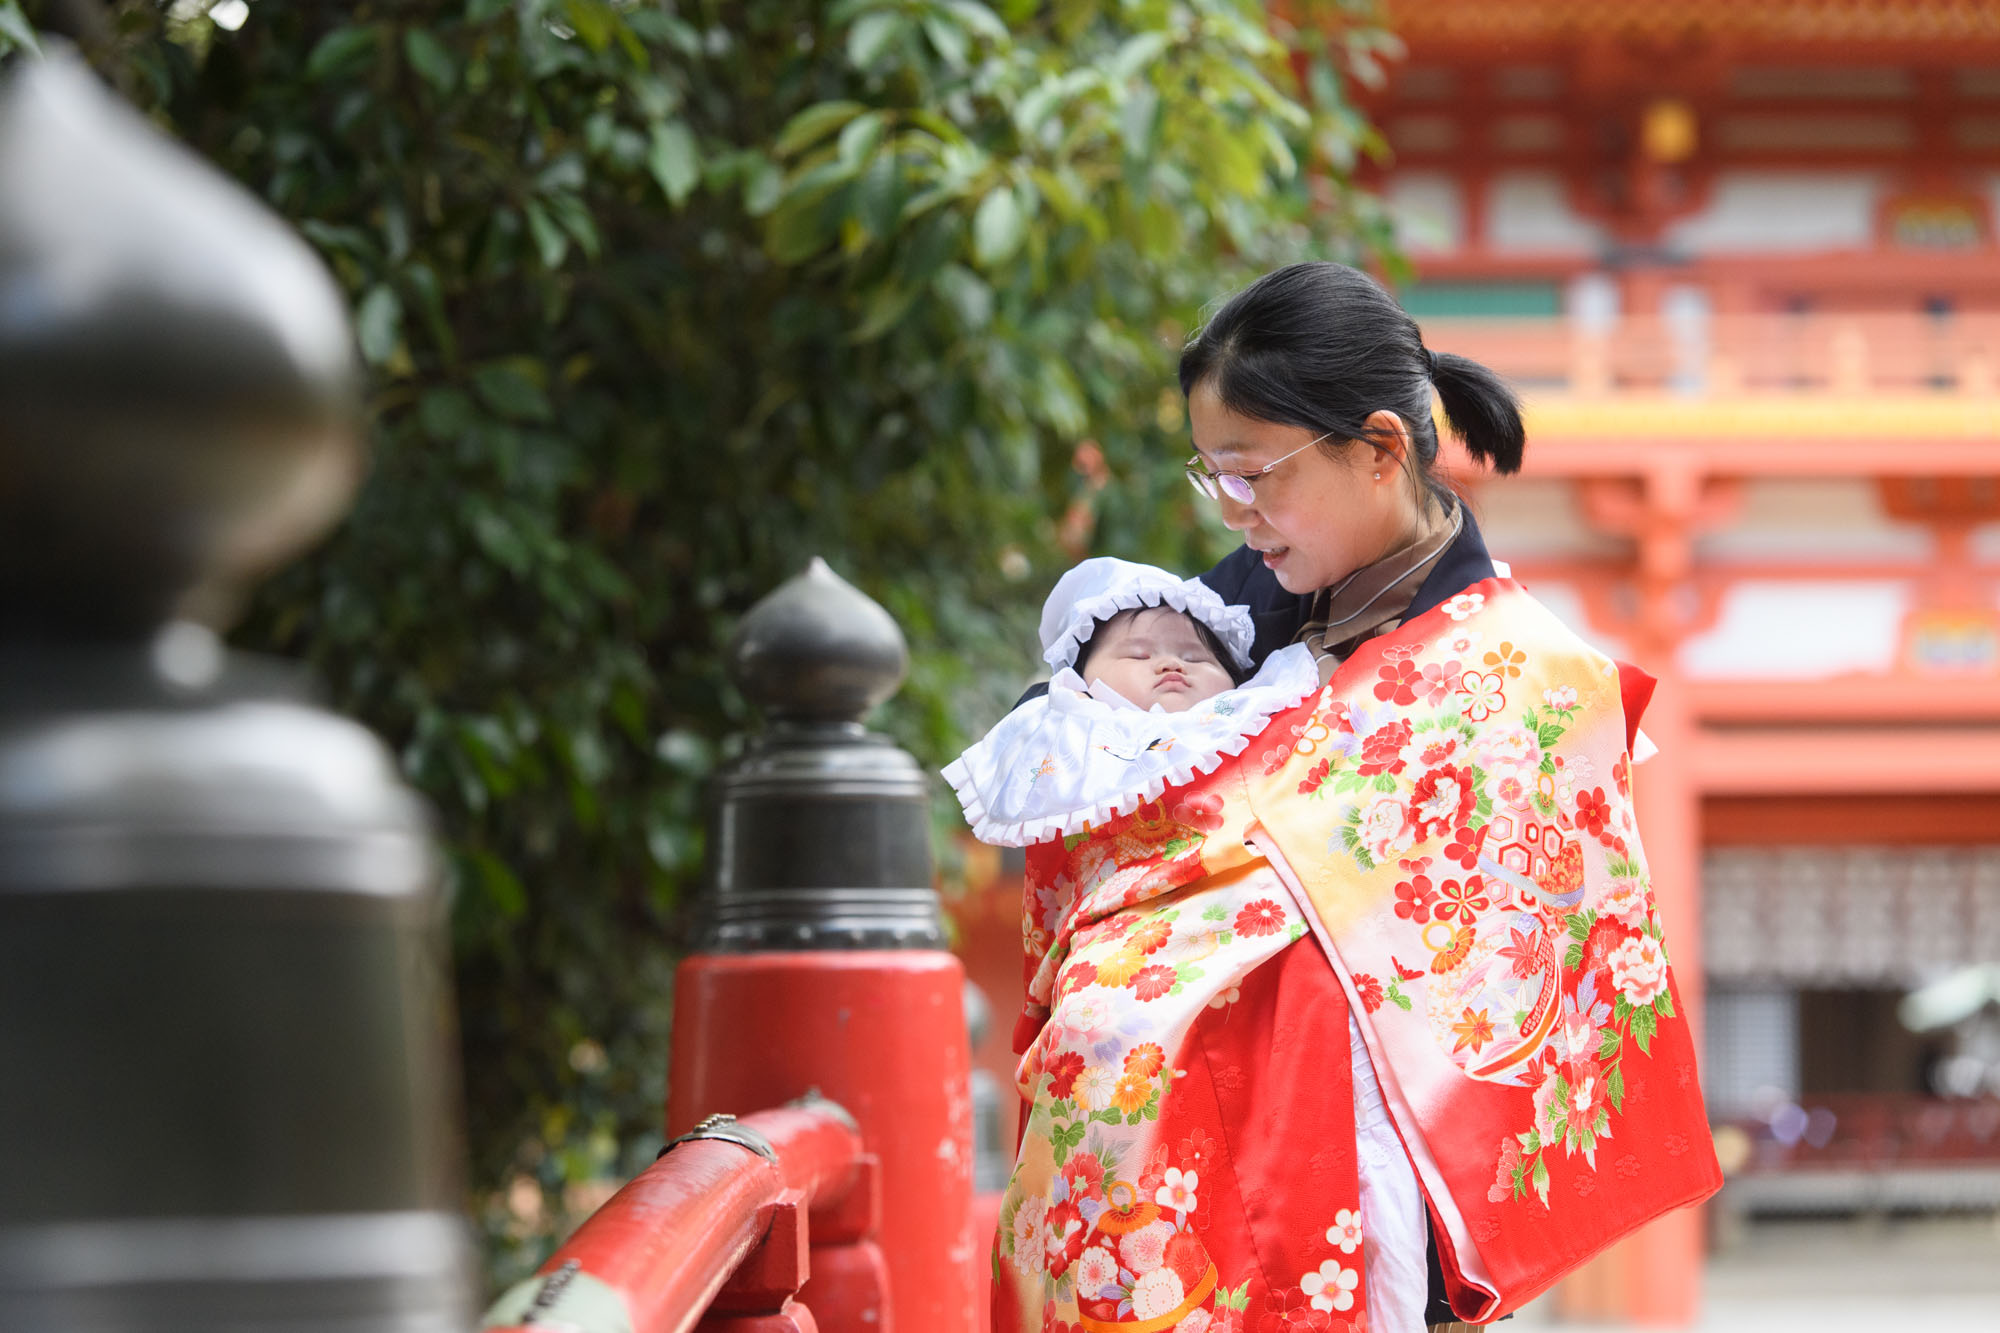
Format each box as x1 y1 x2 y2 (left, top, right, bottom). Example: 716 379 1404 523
1363 408 1413 474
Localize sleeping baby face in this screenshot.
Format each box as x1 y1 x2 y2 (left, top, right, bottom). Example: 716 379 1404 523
1075 607 1236 713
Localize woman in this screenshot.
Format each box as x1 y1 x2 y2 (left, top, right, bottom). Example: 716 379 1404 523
990 264 1720 1333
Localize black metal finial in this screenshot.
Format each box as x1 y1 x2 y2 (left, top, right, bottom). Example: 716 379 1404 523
727 557 909 725
0 52 361 635
701 557 943 951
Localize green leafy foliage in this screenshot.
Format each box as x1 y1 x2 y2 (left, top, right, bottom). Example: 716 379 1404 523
8 0 1395 1289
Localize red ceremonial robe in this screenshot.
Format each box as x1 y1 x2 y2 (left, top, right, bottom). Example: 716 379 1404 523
993 579 1721 1332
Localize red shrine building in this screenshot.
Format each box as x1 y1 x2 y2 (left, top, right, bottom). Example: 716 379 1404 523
955 1 2000 1325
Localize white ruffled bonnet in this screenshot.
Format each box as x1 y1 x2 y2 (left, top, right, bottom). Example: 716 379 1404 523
1038 557 1255 674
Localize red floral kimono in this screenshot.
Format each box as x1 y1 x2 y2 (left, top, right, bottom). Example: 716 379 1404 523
994 579 1721 1333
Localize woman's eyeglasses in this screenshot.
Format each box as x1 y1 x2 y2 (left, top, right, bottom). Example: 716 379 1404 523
1184 429 1338 504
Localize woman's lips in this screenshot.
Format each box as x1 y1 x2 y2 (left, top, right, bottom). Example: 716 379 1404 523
1259 546 1287 570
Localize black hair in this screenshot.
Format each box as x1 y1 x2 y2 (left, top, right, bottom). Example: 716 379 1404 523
1073 605 1249 687
1178 262 1525 502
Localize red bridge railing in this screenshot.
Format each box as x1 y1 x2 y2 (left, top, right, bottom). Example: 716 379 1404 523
483 1100 885 1333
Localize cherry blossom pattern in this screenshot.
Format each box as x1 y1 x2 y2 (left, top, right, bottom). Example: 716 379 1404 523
1326 1209 1363 1255
1458 668 1507 722
1374 657 1421 706
1157 1166 1200 1213
1441 591 1486 621
1300 1260 1359 1313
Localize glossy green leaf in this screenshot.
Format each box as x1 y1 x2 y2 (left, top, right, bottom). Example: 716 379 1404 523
355 283 403 365
305 25 380 81
648 120 700 206
846 11 904 67
971 184 1023 266
773 100 867 157
403 27 457 93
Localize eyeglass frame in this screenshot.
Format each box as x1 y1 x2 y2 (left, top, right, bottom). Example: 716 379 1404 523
1185 428 1389 505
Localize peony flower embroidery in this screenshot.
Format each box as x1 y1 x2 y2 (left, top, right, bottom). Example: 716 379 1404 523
1062 1152 1106 1202
1043 1198 1086 1277
1009 1195 1046 1276
1360 796 1416 862
1543 684 1579 710
1408 763 1476 842
1357 718 1415 775
1608 934 1669 1006
1596 876 1652 927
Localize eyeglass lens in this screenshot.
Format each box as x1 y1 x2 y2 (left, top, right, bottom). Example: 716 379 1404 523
1186 463 1258 505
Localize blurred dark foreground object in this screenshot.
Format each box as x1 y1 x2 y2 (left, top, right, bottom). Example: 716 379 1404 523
0 50 471 1333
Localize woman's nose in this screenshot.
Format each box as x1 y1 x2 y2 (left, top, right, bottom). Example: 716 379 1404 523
1217 494 1256 531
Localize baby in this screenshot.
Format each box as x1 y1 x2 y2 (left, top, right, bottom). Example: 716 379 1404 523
945 555 1318 851
1041 557 1244 713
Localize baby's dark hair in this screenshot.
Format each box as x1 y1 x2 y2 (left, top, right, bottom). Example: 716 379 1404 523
1072 605 1248 686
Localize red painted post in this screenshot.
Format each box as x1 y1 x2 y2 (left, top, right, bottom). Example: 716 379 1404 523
673 560 977 1333
671 953 974 1333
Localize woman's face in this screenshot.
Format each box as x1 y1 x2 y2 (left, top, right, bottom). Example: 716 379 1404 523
1187 383 1411 595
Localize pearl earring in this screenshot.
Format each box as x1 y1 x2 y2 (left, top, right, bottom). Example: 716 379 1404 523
1374 471 1381 480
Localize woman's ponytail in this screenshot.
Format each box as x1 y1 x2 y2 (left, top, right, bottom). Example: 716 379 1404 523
1180 263 1530 499
1428 349 1525 475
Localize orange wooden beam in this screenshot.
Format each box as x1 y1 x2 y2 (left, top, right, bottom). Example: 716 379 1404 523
1690 677 2000 724
1693 725 2000 793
